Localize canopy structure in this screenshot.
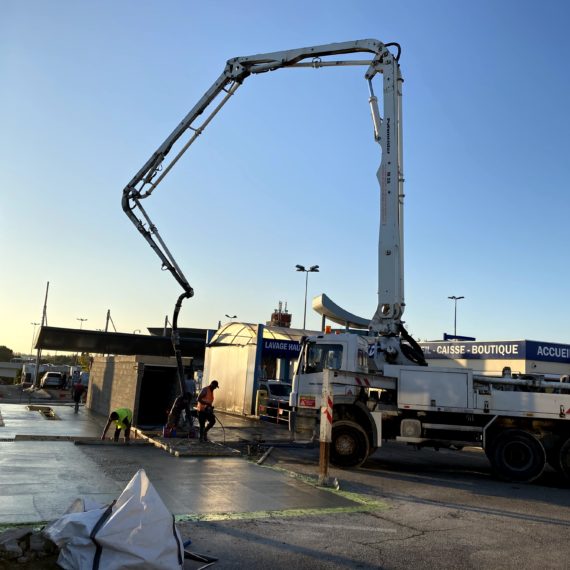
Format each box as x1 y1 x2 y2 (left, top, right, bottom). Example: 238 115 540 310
208 322 317 347
311 293 370 330
35 326 206 357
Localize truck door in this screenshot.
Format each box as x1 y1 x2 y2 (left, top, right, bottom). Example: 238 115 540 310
292 341 344 410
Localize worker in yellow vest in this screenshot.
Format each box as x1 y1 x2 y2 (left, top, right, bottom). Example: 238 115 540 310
197 380 219 442
101 407 133 442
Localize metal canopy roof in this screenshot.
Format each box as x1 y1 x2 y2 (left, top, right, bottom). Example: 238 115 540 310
35 326 205 357
209 322 318 347
311 293 370 329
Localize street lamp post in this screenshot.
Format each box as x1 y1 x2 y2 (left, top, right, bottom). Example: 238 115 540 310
296 264 319 329
75 318 88 367
447 296 464 337
30 322 40 356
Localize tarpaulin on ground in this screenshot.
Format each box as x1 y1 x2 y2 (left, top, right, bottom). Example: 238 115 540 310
43 469 184 569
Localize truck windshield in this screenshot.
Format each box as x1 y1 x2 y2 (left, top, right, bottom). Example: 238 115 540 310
305 343 343 373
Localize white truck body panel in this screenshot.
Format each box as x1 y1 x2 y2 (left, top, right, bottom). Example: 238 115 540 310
394 366 472 410
382 363 570 420
476 390 570 419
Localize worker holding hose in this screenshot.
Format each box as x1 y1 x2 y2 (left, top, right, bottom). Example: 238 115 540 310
197 380 219 442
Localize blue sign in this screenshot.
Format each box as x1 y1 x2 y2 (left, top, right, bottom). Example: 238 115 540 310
526 341 570 363
262 340 301 359
419 340 570 364
443 333 476 341
419 341 525 360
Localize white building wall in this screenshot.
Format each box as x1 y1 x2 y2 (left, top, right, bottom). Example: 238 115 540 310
203 345 256 415
0 362 22 379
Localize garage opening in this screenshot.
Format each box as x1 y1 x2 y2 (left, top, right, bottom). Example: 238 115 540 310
137 365 179 427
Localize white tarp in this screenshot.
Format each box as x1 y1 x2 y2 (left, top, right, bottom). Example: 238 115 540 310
43 469 184 570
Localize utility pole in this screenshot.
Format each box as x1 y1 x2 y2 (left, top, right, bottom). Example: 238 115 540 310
163 315 171 336
30 322 40 357
33 282 49 388
104 309 116 333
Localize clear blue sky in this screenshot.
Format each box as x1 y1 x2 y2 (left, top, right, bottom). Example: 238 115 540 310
2 0 570 354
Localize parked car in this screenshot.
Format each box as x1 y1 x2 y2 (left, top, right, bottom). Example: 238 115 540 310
257 381 292 420
40 371 64 389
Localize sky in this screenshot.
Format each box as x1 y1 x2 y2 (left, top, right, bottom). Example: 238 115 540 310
2 0 570 354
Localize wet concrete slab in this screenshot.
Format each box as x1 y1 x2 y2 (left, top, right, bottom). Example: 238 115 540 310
0 440 120 524
0 404 360 525
0 403 104 440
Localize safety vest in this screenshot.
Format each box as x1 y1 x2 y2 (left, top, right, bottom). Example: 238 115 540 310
114 408 133 429
197 387 214 412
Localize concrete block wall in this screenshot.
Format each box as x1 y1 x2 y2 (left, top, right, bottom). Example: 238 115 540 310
87 355 142 423
86 355 193 425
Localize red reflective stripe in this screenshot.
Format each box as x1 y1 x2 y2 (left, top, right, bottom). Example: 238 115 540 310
325 409 333 424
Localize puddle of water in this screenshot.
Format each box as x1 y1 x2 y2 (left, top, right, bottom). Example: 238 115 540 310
26 405 60 420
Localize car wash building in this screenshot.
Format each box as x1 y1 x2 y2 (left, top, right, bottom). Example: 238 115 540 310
203 322 311 416
419 339 570 377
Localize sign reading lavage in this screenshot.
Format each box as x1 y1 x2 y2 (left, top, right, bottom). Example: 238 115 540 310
419 340 570 363
262 340 301 359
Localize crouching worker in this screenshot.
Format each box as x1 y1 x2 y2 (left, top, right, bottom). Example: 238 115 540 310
165 394 191 436
197 380 219 442
101 407 132 443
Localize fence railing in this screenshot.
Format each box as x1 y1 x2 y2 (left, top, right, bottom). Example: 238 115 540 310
256 395 291 426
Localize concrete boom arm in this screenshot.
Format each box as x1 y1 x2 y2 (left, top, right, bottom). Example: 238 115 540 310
121 39 405 394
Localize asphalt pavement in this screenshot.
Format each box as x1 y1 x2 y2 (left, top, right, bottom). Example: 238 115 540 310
2 400 570 569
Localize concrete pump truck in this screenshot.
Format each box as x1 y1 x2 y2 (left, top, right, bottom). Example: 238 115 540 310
122 39 570 483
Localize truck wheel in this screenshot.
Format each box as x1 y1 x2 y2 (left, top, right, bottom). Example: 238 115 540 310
489 429 546 483
330 421 369 468
545 445 562 472
558 439 570 480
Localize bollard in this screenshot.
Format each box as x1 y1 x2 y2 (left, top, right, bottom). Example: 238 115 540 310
318 369 334 486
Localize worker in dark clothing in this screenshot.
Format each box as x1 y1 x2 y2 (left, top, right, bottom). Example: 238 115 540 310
197 380 219 442
166 394 191 434
101 408 132 442
71 379 86 413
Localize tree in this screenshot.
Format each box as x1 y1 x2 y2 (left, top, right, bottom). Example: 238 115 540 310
0 346 14 361
47 354 76 366
78 352 93 371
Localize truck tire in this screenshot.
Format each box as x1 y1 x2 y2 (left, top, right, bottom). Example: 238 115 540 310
545 445 562 472
489 429 546 483
330 421 369 468
558 439 570 480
